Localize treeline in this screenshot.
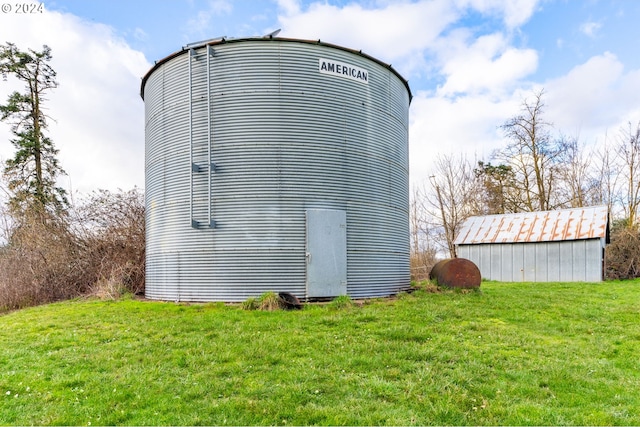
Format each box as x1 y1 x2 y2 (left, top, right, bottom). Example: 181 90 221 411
412 89 640 281
2 43 638 312
0 43 144 312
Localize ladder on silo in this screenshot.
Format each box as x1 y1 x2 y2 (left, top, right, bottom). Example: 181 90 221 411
188 45 215 229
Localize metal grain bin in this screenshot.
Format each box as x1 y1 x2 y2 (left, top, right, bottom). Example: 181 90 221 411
141 37 412 302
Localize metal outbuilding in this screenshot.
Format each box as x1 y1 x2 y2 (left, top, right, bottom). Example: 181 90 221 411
141 36 412 302
455 206 610 282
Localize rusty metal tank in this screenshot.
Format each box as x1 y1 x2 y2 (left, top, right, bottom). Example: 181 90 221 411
429 258 481 288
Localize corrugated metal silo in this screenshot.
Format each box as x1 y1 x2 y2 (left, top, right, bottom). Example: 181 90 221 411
141 37 412 301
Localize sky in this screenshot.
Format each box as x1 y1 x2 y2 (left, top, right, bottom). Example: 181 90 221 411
0 0 639 197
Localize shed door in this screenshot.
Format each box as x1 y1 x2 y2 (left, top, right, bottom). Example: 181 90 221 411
306 209 347 298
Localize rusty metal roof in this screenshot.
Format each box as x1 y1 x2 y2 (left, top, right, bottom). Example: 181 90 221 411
454 206 609 245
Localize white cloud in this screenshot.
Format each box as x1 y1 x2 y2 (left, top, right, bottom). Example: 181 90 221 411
185 0 234 39
275 0 542 88
435 31 538 95
211 0 233 15
186 10 215 37
133 27 148 42
580 21 602 38
409 91 518 187
277 0 300 16
0 7 150 195
545 52 640 141
457 0 540 28
276 0 460 76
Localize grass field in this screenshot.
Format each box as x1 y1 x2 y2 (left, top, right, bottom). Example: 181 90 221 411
0 280 639 425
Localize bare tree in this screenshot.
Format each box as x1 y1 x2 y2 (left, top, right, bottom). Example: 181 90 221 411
426 153 479 258
555 135 595 208
409 186 438 279
592 136 617 216
614 121 640 229
495 89 562 211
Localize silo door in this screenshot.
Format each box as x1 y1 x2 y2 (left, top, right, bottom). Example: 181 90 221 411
306 209 347 298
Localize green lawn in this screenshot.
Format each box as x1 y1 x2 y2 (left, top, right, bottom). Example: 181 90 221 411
1 281 639 425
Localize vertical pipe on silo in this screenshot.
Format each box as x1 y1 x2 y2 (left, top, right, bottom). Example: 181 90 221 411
188 48 194 228
207 45 212 227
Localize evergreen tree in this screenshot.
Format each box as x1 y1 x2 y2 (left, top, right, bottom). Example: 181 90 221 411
0 43 66 218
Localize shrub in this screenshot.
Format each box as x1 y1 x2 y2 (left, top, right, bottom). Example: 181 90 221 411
75 188 145 296
605 226 640 280
0 188 145 312
257 291 283 311
0 213 88 311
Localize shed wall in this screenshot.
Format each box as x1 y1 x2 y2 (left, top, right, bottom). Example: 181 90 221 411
457 239 604 282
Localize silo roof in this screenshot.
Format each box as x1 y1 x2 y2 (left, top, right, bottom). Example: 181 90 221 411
140 36 412 102
454 206 610 245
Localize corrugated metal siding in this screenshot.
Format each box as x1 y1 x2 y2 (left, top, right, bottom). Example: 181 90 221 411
455 206 609 245
458 239 603 282
143 39 410 301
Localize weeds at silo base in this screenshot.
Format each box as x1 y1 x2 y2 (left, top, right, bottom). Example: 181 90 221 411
241 291 284 311
328 294 354 310
241 297 260 311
